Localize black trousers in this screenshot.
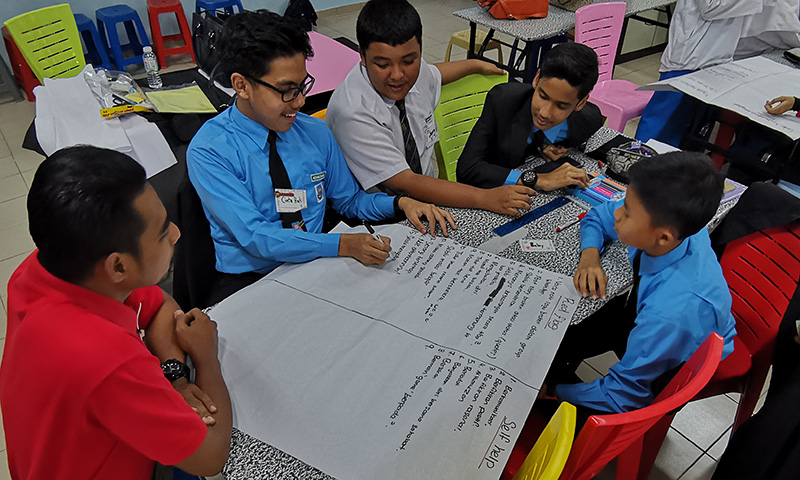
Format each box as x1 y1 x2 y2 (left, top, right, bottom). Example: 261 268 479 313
545 294 637 387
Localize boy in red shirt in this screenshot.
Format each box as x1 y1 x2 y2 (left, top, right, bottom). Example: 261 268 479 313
0 145 232 479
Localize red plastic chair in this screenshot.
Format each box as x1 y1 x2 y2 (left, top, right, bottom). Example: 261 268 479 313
694 222 800 434
503 333 724 480
147 0 196 69
574 2 654 133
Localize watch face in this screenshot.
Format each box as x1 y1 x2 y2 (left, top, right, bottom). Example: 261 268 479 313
522 170 537 185
162 360 189 381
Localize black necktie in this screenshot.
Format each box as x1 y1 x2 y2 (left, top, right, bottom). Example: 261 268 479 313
522 129 551 160
625 249 643 310
268 130 306 231
395 99 422 174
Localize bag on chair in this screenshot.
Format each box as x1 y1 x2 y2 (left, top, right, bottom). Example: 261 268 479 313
478 0 549 19
192 10 231 75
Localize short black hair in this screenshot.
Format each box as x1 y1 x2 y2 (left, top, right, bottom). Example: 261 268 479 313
357 0 422 52
627 152 724 240
28 145 148 283
538 43 599 99
217 10 313 85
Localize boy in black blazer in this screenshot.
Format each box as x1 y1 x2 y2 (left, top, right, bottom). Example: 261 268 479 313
457 43 604 190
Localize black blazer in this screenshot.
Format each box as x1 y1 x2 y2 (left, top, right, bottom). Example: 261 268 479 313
456 82 604 188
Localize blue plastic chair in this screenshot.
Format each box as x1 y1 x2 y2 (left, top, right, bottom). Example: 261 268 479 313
96 5 151 70
195 0 244 15
74 14 113 70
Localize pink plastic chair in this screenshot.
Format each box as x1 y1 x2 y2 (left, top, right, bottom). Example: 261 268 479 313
574 2 654 133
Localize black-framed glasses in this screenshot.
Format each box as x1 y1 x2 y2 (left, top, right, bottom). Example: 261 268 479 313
248 74 315 102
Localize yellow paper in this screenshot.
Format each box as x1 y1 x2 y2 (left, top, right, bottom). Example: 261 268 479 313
146 85 218 114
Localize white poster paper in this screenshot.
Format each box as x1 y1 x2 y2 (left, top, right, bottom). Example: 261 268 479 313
212 224 581 480
639 57 800 140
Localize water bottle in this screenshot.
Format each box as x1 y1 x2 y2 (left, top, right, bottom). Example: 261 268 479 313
142 46 162 89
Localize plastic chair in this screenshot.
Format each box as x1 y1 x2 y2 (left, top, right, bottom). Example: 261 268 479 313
195 0 244 15
503 333 724 480
1 26 37 101
693 222 800 434
4 4 86 82
512 402 576 480
433 72 508 181
574 2 654 133
74 13 113 70
96 5 151 71
310 108 327 120
148 0 196 68
446 29 503 63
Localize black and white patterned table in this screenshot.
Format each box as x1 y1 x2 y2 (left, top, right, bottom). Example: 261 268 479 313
220 127 742 479
453 0 677 42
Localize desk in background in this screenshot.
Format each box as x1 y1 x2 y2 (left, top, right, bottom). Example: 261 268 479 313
454 0 674 81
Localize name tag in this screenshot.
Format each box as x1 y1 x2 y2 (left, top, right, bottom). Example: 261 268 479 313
424 112 439 147
275 188 307 213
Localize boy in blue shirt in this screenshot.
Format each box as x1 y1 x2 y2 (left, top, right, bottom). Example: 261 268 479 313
544 152 737 414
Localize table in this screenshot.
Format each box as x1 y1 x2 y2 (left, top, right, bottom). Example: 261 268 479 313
454 0 674 81
218 126 744 478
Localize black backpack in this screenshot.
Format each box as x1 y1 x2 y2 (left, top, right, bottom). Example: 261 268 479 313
284 0 318 32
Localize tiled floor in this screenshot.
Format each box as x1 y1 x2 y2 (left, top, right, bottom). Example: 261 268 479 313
0 1 764 479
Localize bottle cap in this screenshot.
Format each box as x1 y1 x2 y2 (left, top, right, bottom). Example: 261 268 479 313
143 46 152 53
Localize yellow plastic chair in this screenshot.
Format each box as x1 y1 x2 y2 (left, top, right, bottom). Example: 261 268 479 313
512 402 577 480
311 108 327 120
4 4 86 82
446 29 503 63
434 72 508 181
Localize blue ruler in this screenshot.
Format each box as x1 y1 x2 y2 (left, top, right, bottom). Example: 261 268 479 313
492 196 570 237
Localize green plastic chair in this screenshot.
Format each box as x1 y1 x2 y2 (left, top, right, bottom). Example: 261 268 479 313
4 4 86 82
434 72 508 182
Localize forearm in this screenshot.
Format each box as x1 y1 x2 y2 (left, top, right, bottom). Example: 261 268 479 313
383 171 488 210
435 59 490 85
145 292 185 363
191 357 233 472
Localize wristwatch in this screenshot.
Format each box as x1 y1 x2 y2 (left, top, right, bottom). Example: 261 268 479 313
161 359 190 382
521 170 538 189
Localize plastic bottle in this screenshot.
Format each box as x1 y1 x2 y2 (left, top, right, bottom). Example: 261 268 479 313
142 46 162 89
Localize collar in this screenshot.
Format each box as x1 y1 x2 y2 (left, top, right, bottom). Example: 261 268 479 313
638 238 689 276
23 251 142 337
230 100 284 151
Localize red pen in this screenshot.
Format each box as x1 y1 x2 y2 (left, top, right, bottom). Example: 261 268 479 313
556 212 587 232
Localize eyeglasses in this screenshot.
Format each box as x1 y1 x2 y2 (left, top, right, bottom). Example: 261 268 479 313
247 74 315 103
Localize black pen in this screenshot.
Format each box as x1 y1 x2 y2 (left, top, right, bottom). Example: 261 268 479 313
363 221 385 244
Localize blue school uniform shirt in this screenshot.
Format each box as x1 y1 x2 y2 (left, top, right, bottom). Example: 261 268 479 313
556 199 737 413
187 103 395 274
504 121 570 185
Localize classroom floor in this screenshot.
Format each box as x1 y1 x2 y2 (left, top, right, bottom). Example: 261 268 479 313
0 0 767 478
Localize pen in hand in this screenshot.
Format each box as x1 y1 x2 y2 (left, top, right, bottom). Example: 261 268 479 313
363 221 385 244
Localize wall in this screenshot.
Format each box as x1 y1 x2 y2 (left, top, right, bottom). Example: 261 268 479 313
1 0 361 65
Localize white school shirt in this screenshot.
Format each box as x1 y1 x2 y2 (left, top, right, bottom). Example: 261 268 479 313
661 0 764 72
735 0 800 58
326 60 441 191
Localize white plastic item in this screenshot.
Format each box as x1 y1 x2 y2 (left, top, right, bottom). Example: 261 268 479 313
142 46 162 89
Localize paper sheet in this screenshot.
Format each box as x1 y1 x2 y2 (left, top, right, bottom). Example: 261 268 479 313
212 224 581 480
146 84 217 113
639 57 800 140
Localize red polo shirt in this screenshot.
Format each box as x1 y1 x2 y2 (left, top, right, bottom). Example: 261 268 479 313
0 252 207 480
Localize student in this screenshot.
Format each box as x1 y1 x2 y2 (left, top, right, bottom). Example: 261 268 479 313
456 42 602 190
327 0 577 217
187 10 454 303
544 152 737 414
0 146 232 479
635 0 764 145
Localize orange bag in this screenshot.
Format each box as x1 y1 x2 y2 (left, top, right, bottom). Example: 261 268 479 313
478 0 549 20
